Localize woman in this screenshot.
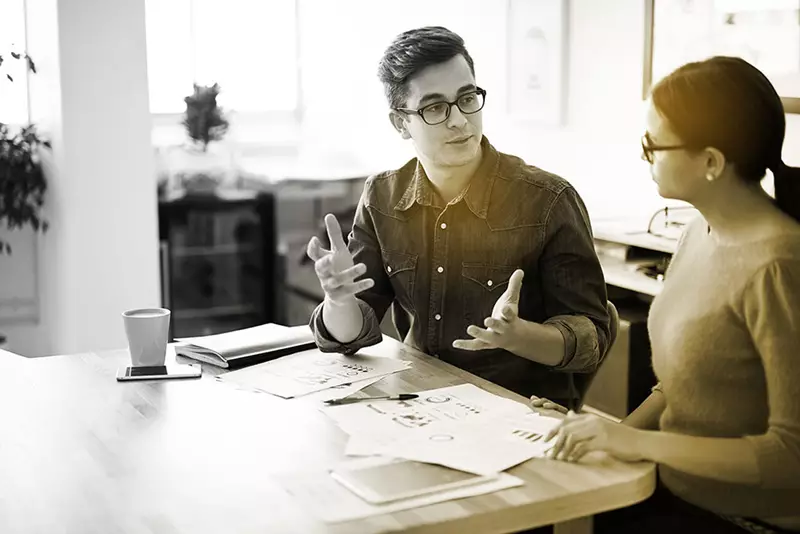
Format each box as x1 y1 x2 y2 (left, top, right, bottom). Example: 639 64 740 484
535 56 800 533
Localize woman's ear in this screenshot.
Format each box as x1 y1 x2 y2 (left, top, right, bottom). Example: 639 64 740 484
389 111 411 140
703 146 727 182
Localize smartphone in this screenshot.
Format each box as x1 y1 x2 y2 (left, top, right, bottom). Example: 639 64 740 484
330 459 496 504
116 364 201 381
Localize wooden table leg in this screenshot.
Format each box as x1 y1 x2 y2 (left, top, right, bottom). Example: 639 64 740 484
554 515 593 534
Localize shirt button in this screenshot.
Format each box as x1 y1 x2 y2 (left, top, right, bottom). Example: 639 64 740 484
434 314 442 321
440 223 447 229
437 266 444 273
387 266 392 273
487 279 493 287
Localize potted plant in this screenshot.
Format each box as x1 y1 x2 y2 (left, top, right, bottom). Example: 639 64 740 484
1 49 50 353
0 50 50 255
183 83 230 151
167 83 232 196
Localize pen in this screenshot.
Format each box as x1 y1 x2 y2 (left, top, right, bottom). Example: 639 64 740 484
323 393 419 406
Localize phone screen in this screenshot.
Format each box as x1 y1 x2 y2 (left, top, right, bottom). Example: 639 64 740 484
331 460 489 503
116 364 201 381
128 365 169 377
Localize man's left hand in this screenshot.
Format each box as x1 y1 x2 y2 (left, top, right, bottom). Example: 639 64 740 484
452 269 526 351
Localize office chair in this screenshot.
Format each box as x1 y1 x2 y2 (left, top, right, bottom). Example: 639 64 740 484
567 300 620 412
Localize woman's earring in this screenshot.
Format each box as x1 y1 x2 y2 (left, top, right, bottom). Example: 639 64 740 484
705 172 716 182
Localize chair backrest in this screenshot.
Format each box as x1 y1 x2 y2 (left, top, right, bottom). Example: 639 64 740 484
568 300 620 411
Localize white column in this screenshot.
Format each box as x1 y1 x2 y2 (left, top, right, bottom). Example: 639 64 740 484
4 0 160 356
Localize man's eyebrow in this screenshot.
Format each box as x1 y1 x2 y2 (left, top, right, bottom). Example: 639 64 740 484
418 84 477 106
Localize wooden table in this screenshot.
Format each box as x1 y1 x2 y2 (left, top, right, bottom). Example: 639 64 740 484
0 335 654 534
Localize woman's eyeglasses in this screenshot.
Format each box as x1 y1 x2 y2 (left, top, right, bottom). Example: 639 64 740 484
641 133 687 164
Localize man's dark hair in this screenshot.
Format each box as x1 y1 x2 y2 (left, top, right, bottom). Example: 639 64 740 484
377 26 475 110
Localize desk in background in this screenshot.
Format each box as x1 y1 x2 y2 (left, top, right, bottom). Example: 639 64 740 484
0 335 654 534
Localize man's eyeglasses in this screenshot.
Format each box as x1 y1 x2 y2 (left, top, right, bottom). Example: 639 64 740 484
395 88 487 126
641 133 687 164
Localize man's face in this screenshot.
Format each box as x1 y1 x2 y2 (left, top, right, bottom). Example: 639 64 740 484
392 54 483 169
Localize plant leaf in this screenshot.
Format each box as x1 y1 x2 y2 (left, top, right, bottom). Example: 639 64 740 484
10 52 20 59
6 74 13 82
26 56 36 73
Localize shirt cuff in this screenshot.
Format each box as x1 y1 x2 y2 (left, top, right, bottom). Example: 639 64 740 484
309 298 383 355
545 314 600 372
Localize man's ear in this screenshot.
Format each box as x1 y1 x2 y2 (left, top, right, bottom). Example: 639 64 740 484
389 111 411 140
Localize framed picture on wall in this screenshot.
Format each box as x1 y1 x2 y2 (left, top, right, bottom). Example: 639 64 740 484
643 0 800 113
506 0 570 125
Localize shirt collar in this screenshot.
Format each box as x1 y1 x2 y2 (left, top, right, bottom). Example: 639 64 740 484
394 136 499 219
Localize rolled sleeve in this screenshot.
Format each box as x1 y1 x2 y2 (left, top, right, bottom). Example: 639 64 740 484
546 314 600 372
309 298 383 355
539 186 609 372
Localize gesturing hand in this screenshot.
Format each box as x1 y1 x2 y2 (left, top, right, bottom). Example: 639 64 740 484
306 214 374 304
452 269 525 351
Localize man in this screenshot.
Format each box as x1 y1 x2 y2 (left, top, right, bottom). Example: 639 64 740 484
306 26 609 408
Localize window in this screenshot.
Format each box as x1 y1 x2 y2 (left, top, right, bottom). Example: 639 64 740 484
145 0 298 115
0 0 30 125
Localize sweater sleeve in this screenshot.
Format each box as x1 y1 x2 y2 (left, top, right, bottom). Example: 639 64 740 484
740 259 800 489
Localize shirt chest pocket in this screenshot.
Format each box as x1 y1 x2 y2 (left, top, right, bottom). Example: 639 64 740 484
382 249 418 311
461 263 517 324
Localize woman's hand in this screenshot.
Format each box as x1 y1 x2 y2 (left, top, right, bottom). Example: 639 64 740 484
545 411 648 463
529 395 569 417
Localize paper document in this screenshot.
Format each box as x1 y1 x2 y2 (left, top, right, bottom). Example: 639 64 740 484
302 375 389 403
323 383 561 474
372 411 561 475
218 349 411 398
324 383 529 438
215 373 387 401
278 455 524 523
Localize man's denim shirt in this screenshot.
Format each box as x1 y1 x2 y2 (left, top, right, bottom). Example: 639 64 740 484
310 137 610 402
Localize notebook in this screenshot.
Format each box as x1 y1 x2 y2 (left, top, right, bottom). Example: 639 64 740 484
174 323 317 369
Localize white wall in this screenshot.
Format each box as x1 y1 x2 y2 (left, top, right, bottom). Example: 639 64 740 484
491 0 662 223
291 0 665 223
296 0 800 224
1 0 160 356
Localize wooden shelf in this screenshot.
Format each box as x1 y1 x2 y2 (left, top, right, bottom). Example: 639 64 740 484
600 257 664 297
173 304 259 320
593 223 678 254
171 244 261 257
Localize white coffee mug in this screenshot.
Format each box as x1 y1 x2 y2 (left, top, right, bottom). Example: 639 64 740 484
122 308 171 367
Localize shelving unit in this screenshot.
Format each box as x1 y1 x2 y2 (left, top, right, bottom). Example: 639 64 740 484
158 192 278 339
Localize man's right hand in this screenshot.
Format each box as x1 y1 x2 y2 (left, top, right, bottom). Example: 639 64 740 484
306 214 374 304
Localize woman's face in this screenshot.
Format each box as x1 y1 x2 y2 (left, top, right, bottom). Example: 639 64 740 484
643 99 711 202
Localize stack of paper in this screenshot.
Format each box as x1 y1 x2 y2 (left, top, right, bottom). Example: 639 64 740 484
322 383 561 475
279 455 525 523
218 349 412 399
